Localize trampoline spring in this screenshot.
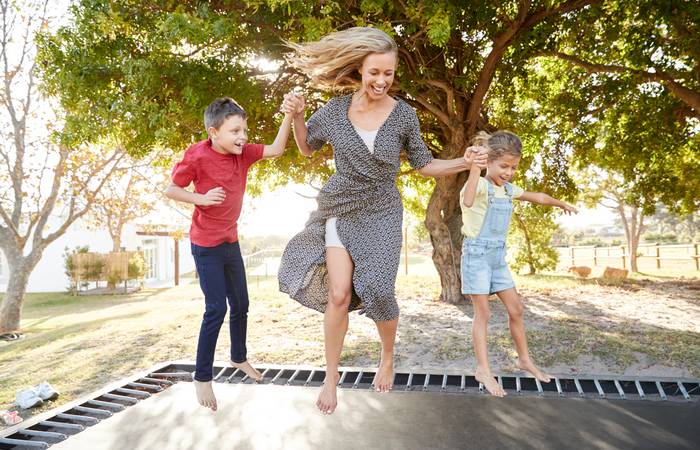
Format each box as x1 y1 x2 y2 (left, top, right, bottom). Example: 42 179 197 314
555 378 563 397
593 379 606 398
127 382 163 392
535 378 544 395
497 376 503 390
353 371 364 389
634 380 646 399
406 372 414 391
423 373 430 391
149 371 191 379
460 375 466 391
227 369 243 383
39 420 84 431
73 406 113 417
55 413 99 424
441 374 448 391
478 382 484 393
613 380 626 399
305 370 315 386
103 393 138 404
574 378 584 397
655 381 667 400
86 400 126 411
115 387 151 398
0 437 49 449
677 382 690 400
213 367 229 381
287 370 301 385
139 377 174 385
337 371 348 386
18 429 68 440
260 368 271 381
271 370 285 384
516 377 522 394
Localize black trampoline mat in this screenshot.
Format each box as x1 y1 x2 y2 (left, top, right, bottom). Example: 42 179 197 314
48 383 698 450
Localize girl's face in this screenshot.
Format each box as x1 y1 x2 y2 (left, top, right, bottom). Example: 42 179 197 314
486 154 520 186
359 52 397 100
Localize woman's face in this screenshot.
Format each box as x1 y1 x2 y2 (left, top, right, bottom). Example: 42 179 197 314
359 51 397 100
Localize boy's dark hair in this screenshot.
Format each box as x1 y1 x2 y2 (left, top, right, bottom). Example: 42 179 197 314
473 130 522 162
204 97 247 132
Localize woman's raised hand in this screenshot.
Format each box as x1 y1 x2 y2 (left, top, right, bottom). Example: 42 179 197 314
464 145 488 169
282 91 305 115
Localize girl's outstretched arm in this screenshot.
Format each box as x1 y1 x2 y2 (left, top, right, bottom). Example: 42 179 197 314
518 191 578 214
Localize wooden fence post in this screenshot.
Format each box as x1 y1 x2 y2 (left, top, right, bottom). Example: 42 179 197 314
655 242 661 269
593 247 598 266
695 243 699 271
570 247 575 267
621 245 626 269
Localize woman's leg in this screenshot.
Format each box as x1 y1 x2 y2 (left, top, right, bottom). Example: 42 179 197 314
373 318 397 392
495 288 550 382
471 294 506 397
317 246 354 415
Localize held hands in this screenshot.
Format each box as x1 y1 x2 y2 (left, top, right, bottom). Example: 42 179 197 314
464 146 488 169
198 187 226 206
282 91 305 116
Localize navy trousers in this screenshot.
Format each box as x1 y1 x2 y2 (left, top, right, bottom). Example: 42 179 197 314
191 241 249 382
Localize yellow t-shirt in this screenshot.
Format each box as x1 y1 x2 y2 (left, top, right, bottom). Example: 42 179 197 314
460 177 524 238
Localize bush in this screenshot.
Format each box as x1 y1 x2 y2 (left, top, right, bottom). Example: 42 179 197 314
63 245 89 295
642 233 678 244
128 253 146 280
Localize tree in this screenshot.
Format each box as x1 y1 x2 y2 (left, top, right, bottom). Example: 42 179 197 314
0 0 127 331
40 1 700 301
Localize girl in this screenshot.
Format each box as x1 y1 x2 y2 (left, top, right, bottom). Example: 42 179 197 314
461 130 577 397
279 27 487 415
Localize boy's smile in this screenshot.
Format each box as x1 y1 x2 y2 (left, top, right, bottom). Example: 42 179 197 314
210 115 248 155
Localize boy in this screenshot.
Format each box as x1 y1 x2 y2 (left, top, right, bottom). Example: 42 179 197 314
165 97 292 411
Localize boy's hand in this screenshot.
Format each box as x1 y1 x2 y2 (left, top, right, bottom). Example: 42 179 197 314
282 92 305 116
559 202 579 215
464 146 488 169
198 187 226 206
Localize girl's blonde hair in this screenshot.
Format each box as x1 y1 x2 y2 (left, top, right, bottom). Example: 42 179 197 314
473 130 522 162
286 27 398 92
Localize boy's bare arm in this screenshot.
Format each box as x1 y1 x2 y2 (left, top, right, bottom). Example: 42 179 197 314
262 113 294 159
518 191 578 214
164 183 225 206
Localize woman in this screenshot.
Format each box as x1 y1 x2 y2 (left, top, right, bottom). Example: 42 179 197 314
279 27 486 415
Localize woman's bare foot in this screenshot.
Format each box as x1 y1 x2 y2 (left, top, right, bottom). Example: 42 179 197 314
194 380 217 411
475 369 506 397
316 371 340 415
373 355 394 393
231 360 263 381
517 359 551 383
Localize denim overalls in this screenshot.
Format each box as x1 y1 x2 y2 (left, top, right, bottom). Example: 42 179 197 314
461 182 516 295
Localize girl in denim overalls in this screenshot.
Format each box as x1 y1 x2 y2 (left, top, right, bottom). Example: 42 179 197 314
460 131 578 397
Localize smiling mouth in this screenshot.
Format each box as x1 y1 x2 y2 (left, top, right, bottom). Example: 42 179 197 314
370 85 385 95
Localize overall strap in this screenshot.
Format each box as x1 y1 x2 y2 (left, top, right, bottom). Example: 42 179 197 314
504 182 513 199
486 180 495 203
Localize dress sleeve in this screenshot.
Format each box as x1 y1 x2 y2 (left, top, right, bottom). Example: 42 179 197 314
305 99 335 151
171 150 197 187
403 104 434 169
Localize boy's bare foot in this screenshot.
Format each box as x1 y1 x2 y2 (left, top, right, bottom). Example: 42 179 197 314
475 369 506 397
231 360 263 381
317 371 340 415
373 355 394 393
517 360 551 383
194 380 217 411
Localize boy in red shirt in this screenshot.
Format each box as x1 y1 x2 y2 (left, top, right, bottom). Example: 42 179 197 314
166 97 292 411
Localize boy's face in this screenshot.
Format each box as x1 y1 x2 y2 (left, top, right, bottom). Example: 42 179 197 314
486 154 520 186
209 114 248 155
359 52 397 101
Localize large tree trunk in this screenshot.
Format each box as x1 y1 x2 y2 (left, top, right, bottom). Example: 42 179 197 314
0 258 35 332
425 171 469 304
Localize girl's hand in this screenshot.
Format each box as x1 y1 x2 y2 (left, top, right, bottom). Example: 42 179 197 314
282 92 305 115
559 202 579 215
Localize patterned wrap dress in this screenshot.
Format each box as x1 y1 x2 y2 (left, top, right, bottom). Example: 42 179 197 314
278 94 434 321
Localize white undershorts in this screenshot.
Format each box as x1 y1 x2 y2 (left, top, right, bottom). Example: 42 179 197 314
324 217 345 248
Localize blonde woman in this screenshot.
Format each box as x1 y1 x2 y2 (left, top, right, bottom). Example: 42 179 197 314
278 27 487 415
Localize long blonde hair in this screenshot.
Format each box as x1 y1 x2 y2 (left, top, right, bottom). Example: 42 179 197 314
286 27 398 92
473 130 522 162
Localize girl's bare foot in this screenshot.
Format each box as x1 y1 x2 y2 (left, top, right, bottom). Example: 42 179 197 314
475 369 506 397
373 355 394 393
517 360 551 383
194 380 217 411
316 371 340 415
231 360 263 381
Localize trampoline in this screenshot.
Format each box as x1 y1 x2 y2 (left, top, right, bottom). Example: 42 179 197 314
1 361 698 449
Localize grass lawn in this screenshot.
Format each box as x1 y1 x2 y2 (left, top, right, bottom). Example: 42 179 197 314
1 257 698 426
